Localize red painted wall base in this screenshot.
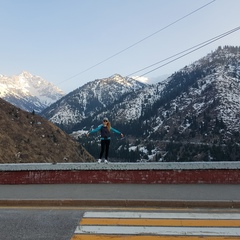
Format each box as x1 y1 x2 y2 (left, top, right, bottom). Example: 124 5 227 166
0 169 239 184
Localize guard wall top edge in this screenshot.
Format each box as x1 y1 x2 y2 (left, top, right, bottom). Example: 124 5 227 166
0 162 239 171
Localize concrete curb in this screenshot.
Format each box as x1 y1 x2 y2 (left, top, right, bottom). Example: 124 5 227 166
1 162 240 171
1 199 240 208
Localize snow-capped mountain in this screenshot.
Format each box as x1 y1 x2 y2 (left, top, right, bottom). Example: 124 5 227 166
87 46 240 138
85 80 169 125
41 74 147 130
42 46 240 162
0 71 65 112
145 46 240 138
43 46 240 138
75 46 240 162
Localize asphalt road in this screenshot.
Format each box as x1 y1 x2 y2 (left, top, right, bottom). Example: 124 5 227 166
0 208 84 240
1 207 240 240
1 184 240 239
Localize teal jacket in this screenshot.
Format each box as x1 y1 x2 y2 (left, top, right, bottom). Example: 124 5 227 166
88 124 122 140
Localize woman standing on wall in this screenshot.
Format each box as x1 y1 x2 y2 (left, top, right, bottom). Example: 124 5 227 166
87 117 124 163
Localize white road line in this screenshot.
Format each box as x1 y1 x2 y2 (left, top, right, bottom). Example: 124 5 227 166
83 211 240 220
75 225 240 236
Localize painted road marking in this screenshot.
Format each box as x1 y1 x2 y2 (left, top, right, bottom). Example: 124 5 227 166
75 226 240 236
83 211 240 219
71 211 240 239
81 218 240 227
71 236 240 240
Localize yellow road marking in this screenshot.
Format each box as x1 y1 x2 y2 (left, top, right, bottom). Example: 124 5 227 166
80 218 240 227
71 235 240 240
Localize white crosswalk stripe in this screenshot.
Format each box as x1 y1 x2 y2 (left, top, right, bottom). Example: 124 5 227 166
75 225 240 236
83 211 240 219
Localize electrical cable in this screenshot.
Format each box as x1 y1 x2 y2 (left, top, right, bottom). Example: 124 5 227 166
58 0 216 85
130 25 240 79
127 30 232 77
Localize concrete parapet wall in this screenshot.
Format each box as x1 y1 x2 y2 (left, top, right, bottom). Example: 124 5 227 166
0 162 239 184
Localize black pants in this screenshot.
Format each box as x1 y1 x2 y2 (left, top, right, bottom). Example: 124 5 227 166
100 139 110 160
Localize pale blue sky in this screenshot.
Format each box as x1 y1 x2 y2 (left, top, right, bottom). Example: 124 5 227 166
1 0 240 93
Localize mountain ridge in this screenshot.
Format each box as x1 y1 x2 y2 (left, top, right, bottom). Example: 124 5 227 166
0 97 94 163
5 46 239 162
65 46 240 162
41 73 147 130
0 71 65 113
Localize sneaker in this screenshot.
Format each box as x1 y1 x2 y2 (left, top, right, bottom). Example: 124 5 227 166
104 159 108 163
98 159 102 163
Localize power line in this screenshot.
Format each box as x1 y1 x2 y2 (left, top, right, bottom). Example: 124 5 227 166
58 0 216 85
131 25 240 79
127 26 240 77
